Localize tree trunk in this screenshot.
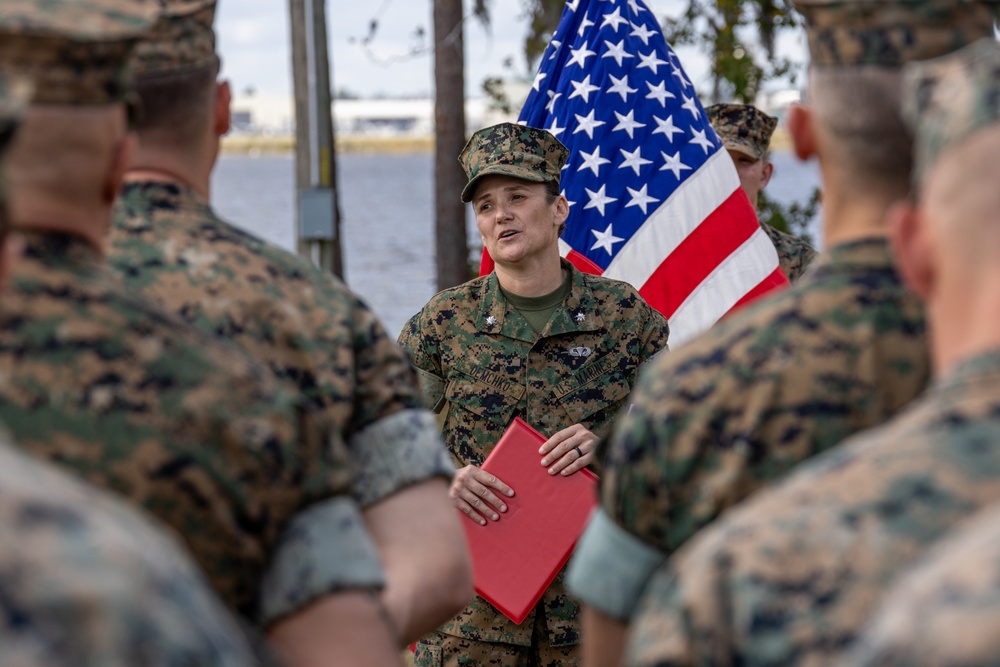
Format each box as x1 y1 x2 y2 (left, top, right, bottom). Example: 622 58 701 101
434 0 470 290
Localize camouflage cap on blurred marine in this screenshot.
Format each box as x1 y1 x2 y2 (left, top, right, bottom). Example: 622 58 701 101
459 122 569 203
706 103 777 161
791 0 1000 67
0 0 157 105
134 0 219 78
903 37 1000 185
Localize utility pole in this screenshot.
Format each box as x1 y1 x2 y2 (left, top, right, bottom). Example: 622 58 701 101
434 0 469 290
289 0 344 278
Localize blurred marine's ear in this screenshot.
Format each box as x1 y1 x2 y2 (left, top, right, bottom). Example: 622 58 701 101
787 104 816 162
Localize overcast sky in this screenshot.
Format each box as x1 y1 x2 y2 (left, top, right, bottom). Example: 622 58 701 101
215 0 807 100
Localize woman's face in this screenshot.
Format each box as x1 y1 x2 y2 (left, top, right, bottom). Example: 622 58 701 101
472 174 567 267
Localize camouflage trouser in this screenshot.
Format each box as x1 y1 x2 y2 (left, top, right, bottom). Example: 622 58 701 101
412 612 579 667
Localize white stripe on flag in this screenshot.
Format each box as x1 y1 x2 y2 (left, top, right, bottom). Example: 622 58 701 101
602 149 740 286
668 227 782 347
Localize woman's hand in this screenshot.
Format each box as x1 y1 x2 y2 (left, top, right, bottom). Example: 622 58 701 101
449 465 515 526
539 424 598 476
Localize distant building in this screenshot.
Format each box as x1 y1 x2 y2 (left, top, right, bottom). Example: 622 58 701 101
228 93 519 138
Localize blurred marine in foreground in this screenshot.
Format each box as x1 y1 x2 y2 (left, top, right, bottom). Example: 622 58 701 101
107 0 472 656
0 71 264 667
0 1 409 664
622 14 1000 667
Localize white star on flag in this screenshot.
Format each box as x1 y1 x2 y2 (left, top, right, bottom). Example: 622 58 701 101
573 109 606 139
625 184 659 214
578 146 611 176
546 90 561 114
645 80 675 107
613 110 645 138
479 0 789 346
681 94 701 118
601 7 629 31
619 146 652 175
690 128 715 154
532 71 547 92
652 114 683 141
607 74 637 102
603 39 635 67
659 151 691 179
568 75 600 103
637 50 668 74
584 186 617 217
590 222 625 254
568 44 597 68
630 21 655 45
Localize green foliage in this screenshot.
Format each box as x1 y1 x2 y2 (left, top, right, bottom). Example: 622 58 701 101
758 188 819 245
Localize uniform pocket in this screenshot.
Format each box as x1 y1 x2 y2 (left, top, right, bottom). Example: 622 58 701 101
445 371 524 428
412 642 442 667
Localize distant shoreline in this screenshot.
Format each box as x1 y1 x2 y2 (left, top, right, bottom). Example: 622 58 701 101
221 134 433 155
222 127 793 156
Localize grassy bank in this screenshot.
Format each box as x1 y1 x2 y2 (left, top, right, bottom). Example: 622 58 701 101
221 134 433 155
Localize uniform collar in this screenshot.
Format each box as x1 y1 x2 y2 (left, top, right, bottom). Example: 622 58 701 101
476 258 605 342
805 236 895 275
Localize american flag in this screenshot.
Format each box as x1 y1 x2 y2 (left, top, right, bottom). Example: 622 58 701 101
479 0 789 346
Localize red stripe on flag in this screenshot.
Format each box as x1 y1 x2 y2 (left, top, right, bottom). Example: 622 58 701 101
724 267 790 316
565 249 604 275
479 248 494 277
637 189 759 317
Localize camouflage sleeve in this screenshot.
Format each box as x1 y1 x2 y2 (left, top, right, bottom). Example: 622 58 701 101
844 505 1000 667
396 309 446 412
349 409 455 507
566 508 666 620
624 560 701 667
0 441 265 667
257 496 386 627
638 302 670 364
346 298 454 507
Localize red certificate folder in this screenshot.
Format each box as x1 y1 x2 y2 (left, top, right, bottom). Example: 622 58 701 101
460 417 598 625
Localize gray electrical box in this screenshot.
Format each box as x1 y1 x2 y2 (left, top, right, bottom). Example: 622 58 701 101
299 188 336 241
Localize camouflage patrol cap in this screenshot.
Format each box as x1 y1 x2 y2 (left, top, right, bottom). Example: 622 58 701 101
903 38 1000 184
791 0 1000 67
134 0 219 78
459 122 569 203
706 103 778 161
0 0 158 105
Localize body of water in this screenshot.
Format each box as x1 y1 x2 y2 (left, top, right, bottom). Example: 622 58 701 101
211 151 822 339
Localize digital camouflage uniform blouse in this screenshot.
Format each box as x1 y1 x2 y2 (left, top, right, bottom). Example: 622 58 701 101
0 430 266 667
398 260 669 647
626 348 1000 667
568 238 930 622
110 181 454 509
761 222 818 283
0 230 383 625
843 501 1000 667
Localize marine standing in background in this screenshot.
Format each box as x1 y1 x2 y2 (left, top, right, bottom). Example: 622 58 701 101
107 0 471 652
397 122 670 666
563 0 985 660
0 2 405 664
622 33 1000 667
0 71 264 667
706 102 818 281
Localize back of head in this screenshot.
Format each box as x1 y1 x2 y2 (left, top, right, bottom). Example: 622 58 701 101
790 0 1000 200
705 103 777 161
902 38 1000 260
0 0 157 214
131 0 219 147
